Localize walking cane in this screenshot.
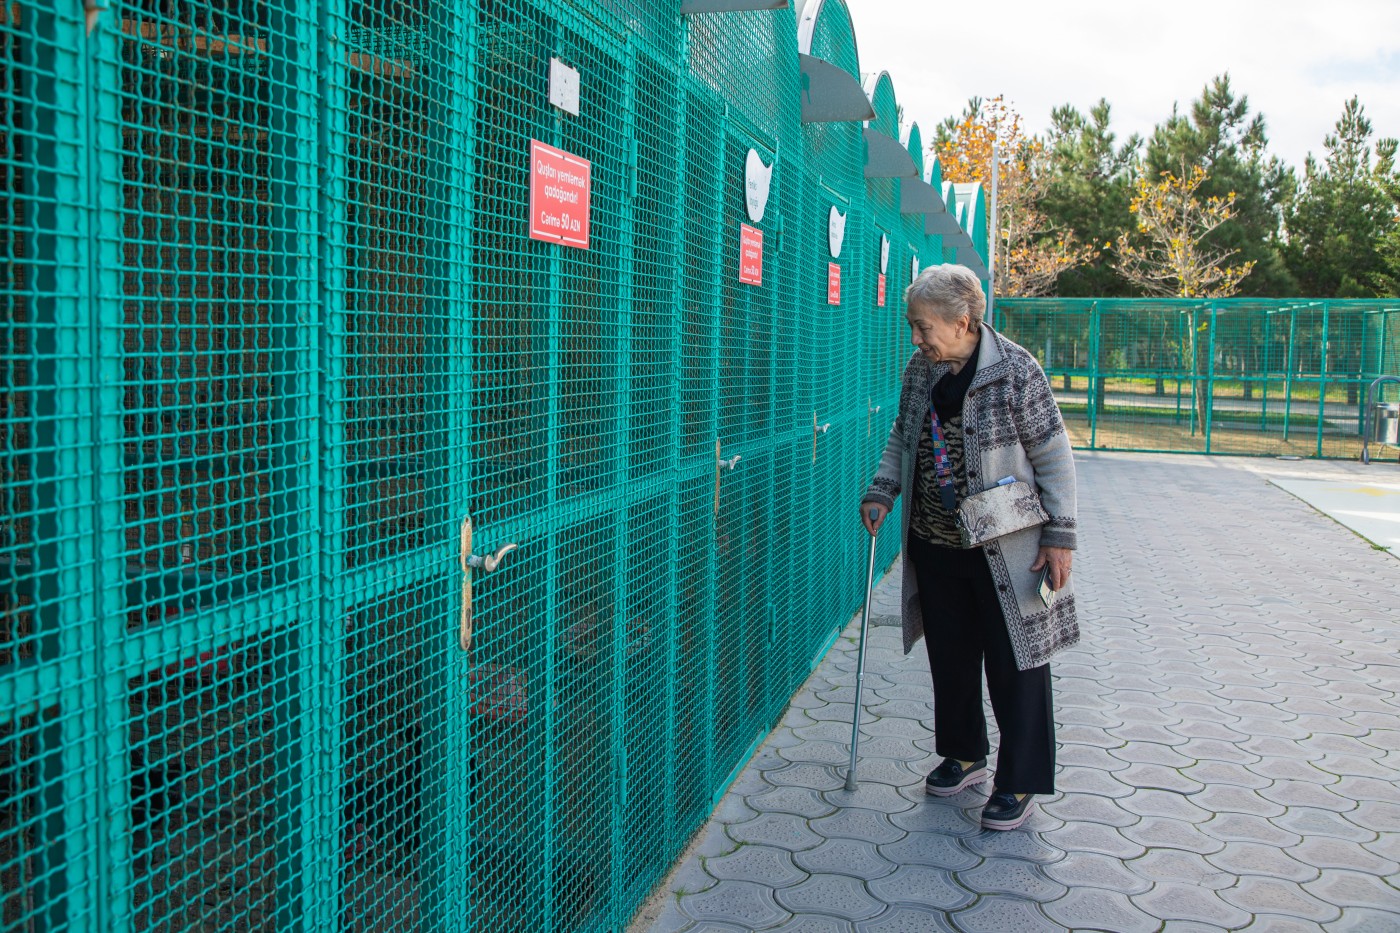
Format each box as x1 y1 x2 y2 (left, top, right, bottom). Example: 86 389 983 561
844 507 881 791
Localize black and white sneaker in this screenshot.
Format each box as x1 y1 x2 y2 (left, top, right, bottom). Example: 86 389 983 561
924 757 989 797
981 790 1035 830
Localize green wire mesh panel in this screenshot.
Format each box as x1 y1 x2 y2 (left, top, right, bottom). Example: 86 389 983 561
800 0 868 649
3 2 938 931
1 5 102 930
97 1 319 929
325 0 471 928
998 298 1400 459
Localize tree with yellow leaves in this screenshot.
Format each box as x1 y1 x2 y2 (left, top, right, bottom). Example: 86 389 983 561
935 96 1095 297
1115 164 1255 426
1114 164 1255 297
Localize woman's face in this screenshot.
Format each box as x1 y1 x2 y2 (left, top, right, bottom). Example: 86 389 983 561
906 303 972 364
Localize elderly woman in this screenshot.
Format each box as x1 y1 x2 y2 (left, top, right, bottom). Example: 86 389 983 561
861 264 1078 831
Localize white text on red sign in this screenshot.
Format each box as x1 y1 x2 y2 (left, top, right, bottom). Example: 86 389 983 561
528 139 592 249
739 224 763 286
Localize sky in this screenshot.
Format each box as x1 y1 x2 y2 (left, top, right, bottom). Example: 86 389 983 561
849 0 1400 172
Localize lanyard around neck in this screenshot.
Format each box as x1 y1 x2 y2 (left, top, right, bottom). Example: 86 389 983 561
927 403 958 512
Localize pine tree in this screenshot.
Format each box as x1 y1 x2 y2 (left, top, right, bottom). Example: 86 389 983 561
1145 74 1296 296
1284 97 1399 297
1041 99 1140 297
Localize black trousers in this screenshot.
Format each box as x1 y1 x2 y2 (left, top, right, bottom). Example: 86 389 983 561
908 534 1056 794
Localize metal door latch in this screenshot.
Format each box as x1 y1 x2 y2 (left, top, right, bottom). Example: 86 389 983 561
867 399 882 436
459 517 517 652
715 440 741 517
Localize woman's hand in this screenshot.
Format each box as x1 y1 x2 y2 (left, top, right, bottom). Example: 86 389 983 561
861 503 889 537
1031 546 1073 591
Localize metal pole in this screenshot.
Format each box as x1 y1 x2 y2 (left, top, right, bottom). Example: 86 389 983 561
1318 301 1330 457
988 140 998 328
1284 309 1296 442
845 509 881 791
1205 303 1216 453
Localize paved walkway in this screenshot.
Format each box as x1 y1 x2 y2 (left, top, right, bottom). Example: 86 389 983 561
638 452 1400 932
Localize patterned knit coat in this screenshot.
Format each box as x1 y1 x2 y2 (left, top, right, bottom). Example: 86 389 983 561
861 323 1080 671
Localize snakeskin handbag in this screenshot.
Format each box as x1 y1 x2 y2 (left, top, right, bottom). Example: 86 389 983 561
956 480 1049 549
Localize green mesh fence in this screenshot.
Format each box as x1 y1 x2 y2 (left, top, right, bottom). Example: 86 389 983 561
998 298 1400 459
1 1 932 930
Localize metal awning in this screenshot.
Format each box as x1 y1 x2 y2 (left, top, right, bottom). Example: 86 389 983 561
925 210 964 238
681 0 788 12
898 176 944 214
864 128 916 178
958 247 990 280
798 54 875 123
796 0 874 124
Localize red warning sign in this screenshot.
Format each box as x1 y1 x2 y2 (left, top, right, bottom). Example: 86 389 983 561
528 139 591 249
877 273 887 307
827 263 841 305
739 224 764 286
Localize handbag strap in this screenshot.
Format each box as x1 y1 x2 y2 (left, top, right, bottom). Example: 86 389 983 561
926 403 959 513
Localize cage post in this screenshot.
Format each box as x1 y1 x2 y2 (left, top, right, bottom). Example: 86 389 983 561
1261 310 1272 434
1317 301 1330 457
1088 301 1100 449
1205 303 1216 453
1284 308 1297 442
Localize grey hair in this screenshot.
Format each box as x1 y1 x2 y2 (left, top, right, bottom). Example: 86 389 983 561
904 264 986 325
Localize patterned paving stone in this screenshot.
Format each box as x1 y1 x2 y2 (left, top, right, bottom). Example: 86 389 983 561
1273 806 1377 843
1119 815 1228 855
1042 886 1160 932
1190 782 1288 818
1131 881 1253 927
726 813 825 853
1342 800 1400 834
1118 788 1215 822
961 825 1066 865
1038 791 1138 828
1290 835 1400 877
1125 848 1235 889
1243 915 1334 933
764 916 852 933
865 864 974 912
1182 759 1273 789
749 785 840 820
774 873 886 922
667 857 721 897
825 781 921 816
703 844 807 889
1043 851 1151 896
1115 762 1206 795
677 880 790 930
956 858 1067 902
1198 811 1302 846
793 836 898 881
877 832 981 872
949 895 1057 932
1302 868 1400 913
1054 764 1136 799
1321 906 1400 931
855 905 958 933
1205 841 1323 883
764 762 847 792
888 801 983 838
1041 820 1148 861
809 807 905 845
1220 875 1343 924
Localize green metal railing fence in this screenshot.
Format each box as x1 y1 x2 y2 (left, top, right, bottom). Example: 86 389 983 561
1 2 938 931
996 299 1400 459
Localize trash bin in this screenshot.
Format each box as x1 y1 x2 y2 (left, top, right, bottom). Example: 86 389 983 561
1371 402 1400 446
